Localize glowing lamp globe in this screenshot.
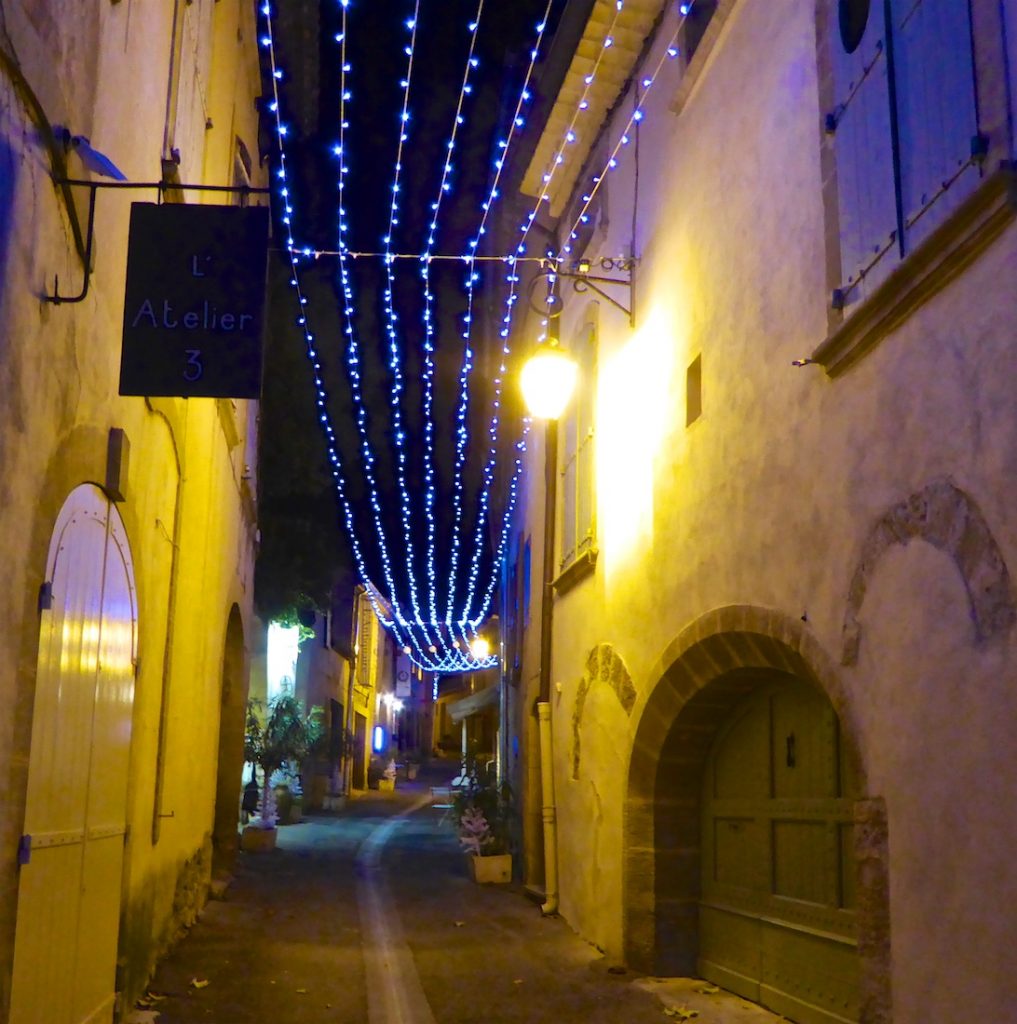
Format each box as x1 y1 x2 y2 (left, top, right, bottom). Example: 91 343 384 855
470 636 491 661
520 346 578 420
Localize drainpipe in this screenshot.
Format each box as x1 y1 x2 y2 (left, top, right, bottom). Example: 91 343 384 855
537 416 559 916
537 702 558 915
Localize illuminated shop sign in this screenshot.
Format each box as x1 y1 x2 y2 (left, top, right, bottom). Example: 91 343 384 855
119 202 269 398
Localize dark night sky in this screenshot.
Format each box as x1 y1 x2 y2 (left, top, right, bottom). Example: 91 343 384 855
262 0 570 621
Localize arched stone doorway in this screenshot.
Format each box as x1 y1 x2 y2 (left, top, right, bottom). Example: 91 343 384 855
212 604 248 872
625 607 890 1024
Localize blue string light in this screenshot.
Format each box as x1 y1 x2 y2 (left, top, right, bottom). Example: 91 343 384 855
556 3 691 256
259 0 689 672
448 1 556 631
379 1 431 641
263 2 452 668
418 0 486 648
261 0 527 673
259 2 407 654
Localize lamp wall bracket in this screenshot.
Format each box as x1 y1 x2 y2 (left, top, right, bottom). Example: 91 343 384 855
535 256 638 327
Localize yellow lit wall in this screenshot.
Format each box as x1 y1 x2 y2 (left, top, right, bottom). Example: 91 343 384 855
596 305 678 578
0 0 265 1013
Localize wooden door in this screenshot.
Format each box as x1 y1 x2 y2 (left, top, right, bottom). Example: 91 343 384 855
699 676 859 1024
10 486 137 1024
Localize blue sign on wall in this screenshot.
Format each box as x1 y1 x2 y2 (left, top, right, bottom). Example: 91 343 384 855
119 202 268 398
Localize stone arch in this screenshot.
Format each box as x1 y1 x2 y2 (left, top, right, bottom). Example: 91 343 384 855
571 644 636 780
212 604 249 872
624 606 890 1024
842 478 1015 665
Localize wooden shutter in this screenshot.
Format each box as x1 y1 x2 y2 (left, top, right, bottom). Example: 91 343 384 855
830 0 899 304
560 416 578 569
890 0 980 252
576 323 596 556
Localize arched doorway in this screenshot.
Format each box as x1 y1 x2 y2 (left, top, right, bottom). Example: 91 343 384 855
625 608 889 1024
699 671 859 1022
212 605 248 872
10 484 137 1024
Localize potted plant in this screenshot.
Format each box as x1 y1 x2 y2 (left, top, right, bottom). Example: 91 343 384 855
240 694 321 851
450 761 513 883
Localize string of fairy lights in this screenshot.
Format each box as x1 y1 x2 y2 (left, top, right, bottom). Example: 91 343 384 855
259 0 700 672
419 0 485 647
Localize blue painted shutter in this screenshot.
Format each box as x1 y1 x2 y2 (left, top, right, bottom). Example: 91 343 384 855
576 323 596 557
831 1 900 304
890 0 979 251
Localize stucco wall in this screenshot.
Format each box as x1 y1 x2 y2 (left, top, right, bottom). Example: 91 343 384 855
521 0 1017 1016
0 0 263 1012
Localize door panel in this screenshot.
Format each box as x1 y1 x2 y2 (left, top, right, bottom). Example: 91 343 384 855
73 510 135 1024
699 676 859 1023
10 486 136 1024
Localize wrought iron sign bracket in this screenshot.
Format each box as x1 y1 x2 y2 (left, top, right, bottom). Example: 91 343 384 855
541 256 638 327
44 178 270 306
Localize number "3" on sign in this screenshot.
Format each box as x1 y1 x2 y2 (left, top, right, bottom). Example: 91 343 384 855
184 349 203 382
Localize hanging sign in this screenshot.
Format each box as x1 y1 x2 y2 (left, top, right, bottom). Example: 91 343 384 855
395 655 413 697
119 202 269 398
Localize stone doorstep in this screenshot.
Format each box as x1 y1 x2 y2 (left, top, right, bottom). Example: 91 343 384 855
635 978 788 1022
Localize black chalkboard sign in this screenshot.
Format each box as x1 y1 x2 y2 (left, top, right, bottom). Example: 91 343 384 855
120 202 268 398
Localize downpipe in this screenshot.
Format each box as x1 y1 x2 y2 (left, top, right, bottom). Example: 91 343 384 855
538 701 558 915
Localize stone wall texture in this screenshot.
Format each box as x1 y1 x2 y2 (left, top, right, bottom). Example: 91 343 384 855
509 1 1017 1020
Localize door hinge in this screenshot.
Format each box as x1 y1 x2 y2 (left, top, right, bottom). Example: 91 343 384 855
17 834 31 865
38 581 53 612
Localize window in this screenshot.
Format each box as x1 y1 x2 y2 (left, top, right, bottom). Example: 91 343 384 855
686 354 702 427
558 315 597 579
827 0 982 308
681 0 718 64
671 0 731 115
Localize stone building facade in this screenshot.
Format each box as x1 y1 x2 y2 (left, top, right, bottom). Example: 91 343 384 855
0 2 265 1020
502 2 1017 1021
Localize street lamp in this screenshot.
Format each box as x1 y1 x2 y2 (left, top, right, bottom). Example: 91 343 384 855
519 339 577 916
470 635 491 661
520 342 578 420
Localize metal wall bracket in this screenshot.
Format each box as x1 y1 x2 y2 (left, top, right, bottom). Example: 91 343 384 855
44 178 270 306
531 256 639 327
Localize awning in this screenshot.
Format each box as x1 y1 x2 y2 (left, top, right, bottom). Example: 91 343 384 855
448 682 500 724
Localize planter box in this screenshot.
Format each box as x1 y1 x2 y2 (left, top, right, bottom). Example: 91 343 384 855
240 825 277 853
469 852 512 884
378 778 396 792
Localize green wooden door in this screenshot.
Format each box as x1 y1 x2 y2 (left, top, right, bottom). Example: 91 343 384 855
699 675 859 1023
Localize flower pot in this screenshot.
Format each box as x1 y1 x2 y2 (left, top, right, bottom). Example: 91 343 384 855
469 852 511 884
378 777 396 792
240 825 277 853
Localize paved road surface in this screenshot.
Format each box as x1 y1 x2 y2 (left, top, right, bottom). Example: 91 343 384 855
133 768 778 1024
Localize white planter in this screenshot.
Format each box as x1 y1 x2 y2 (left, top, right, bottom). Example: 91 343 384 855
469 852 512 884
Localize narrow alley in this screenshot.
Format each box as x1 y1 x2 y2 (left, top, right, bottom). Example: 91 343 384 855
133 764 777 1024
